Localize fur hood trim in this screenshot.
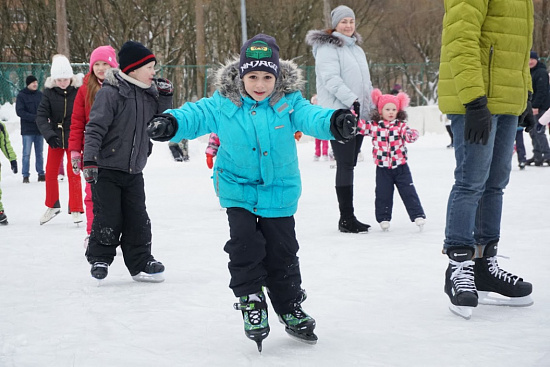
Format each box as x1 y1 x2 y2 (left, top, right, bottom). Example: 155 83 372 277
305 29 363 48
213 56 305 107
44 73 84 89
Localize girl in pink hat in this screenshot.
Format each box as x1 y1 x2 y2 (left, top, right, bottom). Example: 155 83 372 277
357 88 426 231
68 45 118 247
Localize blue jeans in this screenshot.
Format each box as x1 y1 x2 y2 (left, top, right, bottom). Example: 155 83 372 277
444 114 517 250
22 134 44 178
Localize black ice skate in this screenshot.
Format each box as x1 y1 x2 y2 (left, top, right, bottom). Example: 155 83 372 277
0 211 8 225
474 241 533 307
169 145 185 162
132 260 165 283
233 291 270 352
277 290 317 344
91 262 109 280
444 247 478 320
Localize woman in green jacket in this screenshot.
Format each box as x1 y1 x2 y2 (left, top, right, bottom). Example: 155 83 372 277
438 0 535 320
0 121 18 224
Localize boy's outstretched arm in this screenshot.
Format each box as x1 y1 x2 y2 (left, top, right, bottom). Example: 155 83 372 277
147 114 179 141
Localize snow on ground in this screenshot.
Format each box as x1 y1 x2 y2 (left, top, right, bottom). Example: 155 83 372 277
1 105 549 367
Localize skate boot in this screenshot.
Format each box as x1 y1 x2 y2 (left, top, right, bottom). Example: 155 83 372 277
380 221 390 231
0 211 7 225
444 246 478 319
474 241 533 307
233 291 270 352
132 260 165 283
277 290 317 344
40 207 61 225
414 217 426 231
91 262 109 280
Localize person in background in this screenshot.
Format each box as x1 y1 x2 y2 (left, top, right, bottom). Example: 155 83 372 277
357 89 425 232
0 121 18 225
205 133 220 169
169 139 189 162
311 94 329 161
69 45 118 248
438 0 535 320
306 5 373 233
82 41 173 283
15 75 45 183
525 51 550 166
146 34 357 351
390 83 402 96
36 54 84 226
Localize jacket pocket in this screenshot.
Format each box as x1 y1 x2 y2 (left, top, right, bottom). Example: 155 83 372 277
100 137 122 159
214 169 246 201
487 45 495 98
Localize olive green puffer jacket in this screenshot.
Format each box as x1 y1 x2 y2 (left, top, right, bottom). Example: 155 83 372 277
438 0 534 115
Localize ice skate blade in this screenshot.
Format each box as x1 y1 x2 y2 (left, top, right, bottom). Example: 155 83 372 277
132 272 165 283
449 304 474 320
478 291 534 307
284 329 318 345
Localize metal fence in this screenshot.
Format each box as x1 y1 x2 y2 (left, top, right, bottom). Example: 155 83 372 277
2 59 548 107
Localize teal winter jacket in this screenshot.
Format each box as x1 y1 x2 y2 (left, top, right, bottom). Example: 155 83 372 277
166 58 335 217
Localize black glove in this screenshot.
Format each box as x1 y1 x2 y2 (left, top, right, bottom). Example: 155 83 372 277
518 93 536 133
352 100 361 119
10 160 17 174
464 96 492 145
330 109 358 143
82 161 98 184
47 136 63 149
155 78 174 96
147 114 178 142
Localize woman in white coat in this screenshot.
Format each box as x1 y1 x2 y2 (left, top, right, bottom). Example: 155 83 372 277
306 5 373 233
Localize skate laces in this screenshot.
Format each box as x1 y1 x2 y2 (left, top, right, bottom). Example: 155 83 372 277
450 259 476 293
486 256 521 285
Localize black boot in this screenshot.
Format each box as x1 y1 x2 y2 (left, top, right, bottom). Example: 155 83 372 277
335 186 370 233
474 241 533 306
169 145 184 162
444 246 478 319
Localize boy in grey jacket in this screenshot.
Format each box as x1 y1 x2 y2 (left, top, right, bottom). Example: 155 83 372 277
82 41 173 283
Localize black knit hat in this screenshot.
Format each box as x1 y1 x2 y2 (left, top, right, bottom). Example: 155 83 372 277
239 34 280 79
118 41 157 74
26 75 37 86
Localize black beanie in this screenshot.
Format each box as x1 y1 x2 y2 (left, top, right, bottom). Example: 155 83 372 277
118 41 157 74
239 34 280 79
26 75 37 86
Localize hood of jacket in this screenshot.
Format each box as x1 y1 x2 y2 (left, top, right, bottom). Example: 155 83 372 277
213 57 305 107
102 68 160 99
305 29 363 49
44 73 83 89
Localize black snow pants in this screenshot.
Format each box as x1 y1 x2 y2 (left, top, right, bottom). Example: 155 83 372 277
224 207 303 315
86 169 154 276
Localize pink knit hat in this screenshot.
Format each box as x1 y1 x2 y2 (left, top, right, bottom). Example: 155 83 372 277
89 45 118 72
371 88 410 113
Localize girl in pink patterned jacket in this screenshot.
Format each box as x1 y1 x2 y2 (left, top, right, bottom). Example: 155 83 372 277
357 88 425 231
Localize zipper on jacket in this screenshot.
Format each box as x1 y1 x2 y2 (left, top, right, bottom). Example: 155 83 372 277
487 46 494 98
62 90 67 149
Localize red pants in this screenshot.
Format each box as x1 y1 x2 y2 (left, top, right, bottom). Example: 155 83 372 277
45 146 83 213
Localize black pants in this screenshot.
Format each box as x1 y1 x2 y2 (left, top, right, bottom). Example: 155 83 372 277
375 164 425 222
86 169 154 276
224 207 303 314
331 134 364 187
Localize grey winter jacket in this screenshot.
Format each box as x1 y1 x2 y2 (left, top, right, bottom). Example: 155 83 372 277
305 30 373 117
83 69 172 174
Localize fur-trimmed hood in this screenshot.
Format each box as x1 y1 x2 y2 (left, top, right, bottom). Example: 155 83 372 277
305 29 363 48
44 73 83 89
102 68 159 98
212 57 305 107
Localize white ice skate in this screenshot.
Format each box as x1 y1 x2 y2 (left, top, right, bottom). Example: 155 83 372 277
380 221 390 231
414 217 426 231
72 212 83 224
40 207 61 225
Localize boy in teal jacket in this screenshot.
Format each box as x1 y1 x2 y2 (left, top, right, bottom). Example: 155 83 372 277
147 34 357 351
0 122 18 224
